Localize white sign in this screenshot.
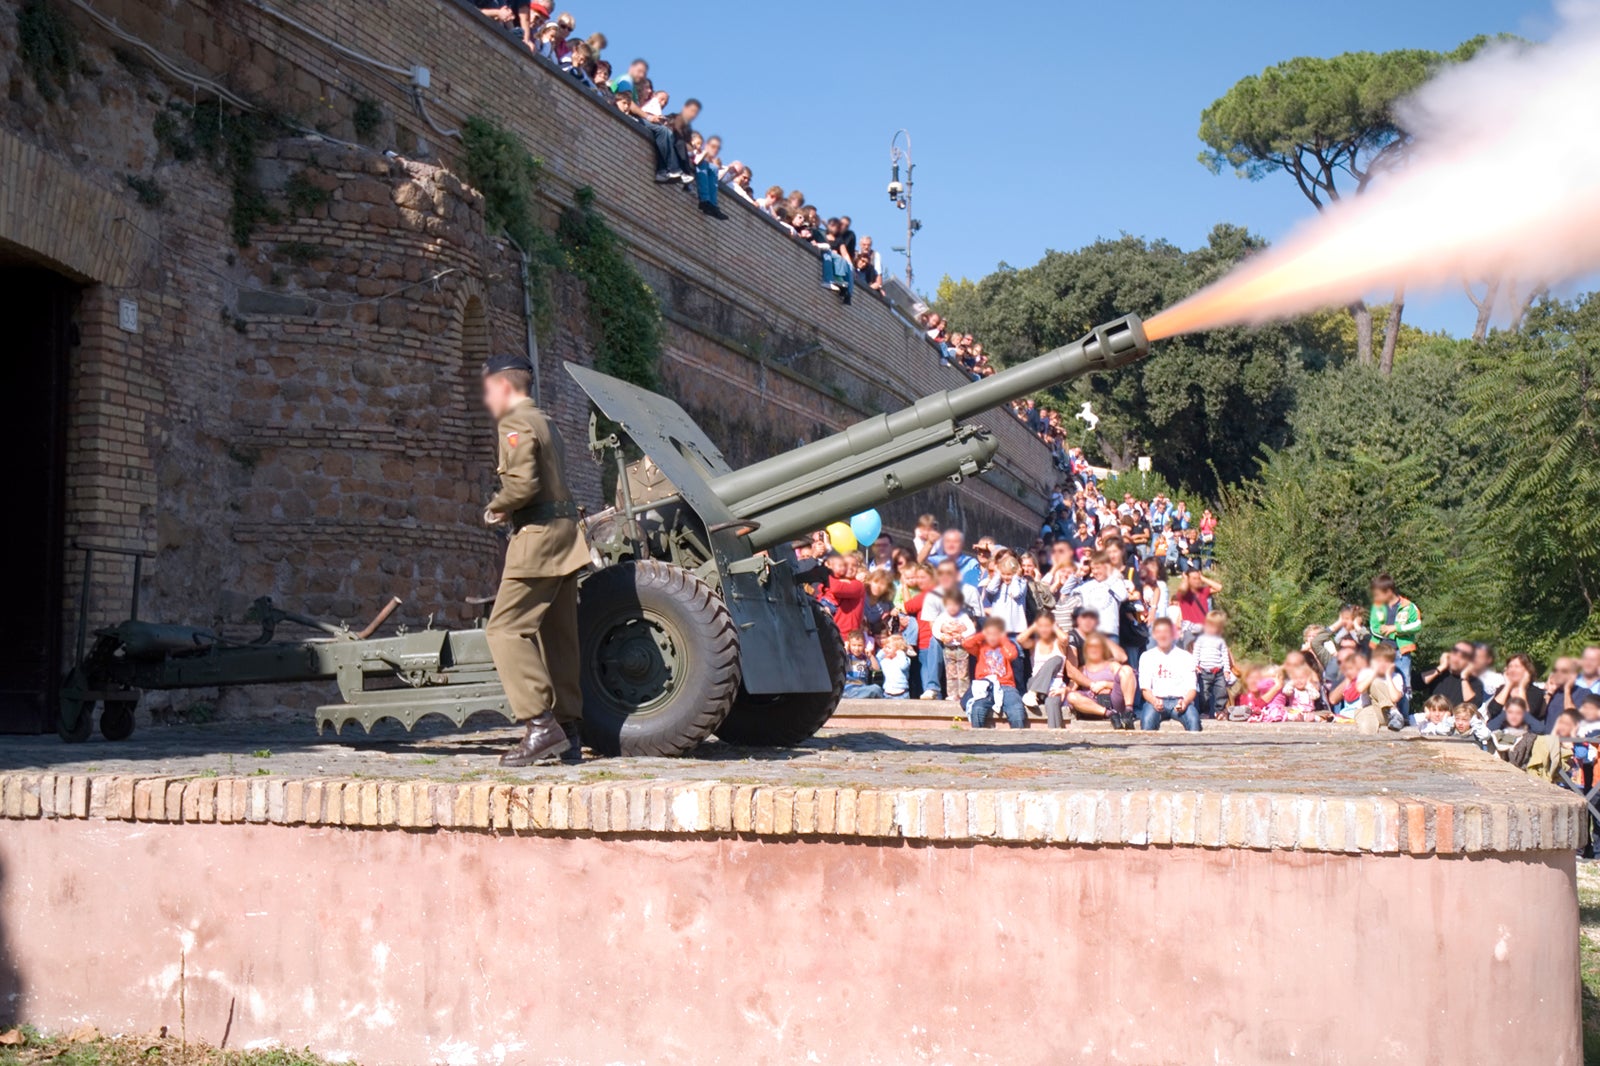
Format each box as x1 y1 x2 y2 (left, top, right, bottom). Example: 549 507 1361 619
1137 456 1152 472
117 298 139 333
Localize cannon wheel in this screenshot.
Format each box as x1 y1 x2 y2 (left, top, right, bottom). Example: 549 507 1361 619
58 668 94 744
715 601 845 747
100 699 138 742
577 560 741 757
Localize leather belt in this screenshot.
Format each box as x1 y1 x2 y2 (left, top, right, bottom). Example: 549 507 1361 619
510 499 578 531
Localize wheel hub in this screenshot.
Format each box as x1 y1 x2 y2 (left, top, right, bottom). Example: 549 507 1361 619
594 614 680 710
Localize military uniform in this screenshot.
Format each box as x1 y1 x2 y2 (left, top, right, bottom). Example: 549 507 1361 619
484 396 591 729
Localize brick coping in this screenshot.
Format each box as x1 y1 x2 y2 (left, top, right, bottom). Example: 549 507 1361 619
0 764 1582 856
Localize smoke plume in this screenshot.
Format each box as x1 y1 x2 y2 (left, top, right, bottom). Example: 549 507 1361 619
1146 6 1600 341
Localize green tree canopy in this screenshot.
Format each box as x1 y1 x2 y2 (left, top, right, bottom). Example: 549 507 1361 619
1459 296 1600 648
1197 50 1438 202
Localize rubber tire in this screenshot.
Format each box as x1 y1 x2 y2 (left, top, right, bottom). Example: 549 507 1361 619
100 699 138 742
577 560 741 757
715 601 845 747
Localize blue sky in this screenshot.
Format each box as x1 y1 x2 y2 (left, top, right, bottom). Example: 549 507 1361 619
568 0 1560 335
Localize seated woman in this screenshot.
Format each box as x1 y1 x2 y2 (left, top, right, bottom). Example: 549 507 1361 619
1066 632 1136 724
1018 614 1069 727
1483 652 1548 729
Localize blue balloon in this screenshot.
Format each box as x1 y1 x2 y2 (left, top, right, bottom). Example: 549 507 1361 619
849 509 883 549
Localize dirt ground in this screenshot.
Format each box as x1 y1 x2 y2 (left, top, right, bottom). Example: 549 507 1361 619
0 1026 336 1065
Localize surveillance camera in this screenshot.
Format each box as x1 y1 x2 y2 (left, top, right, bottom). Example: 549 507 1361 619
887 180 904 200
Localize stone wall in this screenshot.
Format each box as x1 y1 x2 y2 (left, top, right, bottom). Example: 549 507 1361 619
0 0 1058 717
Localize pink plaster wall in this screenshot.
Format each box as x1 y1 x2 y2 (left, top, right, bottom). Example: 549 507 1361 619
0 821 1579 1064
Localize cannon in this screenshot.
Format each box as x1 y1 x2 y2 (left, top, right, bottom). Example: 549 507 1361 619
59 314 1150 754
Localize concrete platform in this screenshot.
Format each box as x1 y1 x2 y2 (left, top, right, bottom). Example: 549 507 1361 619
0 719 1584 1064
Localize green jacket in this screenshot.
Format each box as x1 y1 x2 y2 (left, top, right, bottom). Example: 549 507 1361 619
1369 597 1422 655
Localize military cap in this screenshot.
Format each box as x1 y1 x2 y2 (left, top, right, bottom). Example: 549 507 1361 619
483 353 535 376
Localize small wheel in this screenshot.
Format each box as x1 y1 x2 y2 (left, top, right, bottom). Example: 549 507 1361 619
716 601 845 747
100 699 138 742
58 671 95 744
576 560 741 757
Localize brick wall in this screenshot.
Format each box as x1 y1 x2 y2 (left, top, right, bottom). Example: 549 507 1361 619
57 0 1055 519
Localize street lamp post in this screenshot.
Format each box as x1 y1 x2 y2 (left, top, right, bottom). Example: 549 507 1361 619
888 129 922 289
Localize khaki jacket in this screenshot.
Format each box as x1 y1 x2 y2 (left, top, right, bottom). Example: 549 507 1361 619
488 398 590 578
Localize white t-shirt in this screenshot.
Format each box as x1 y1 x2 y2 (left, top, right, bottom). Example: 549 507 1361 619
1138 645 1198 700
1067 574 1128 643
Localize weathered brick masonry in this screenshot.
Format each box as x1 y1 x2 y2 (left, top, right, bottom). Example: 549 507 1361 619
1 0 1054 719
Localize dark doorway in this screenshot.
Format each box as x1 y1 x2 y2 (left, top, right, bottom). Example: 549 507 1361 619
0 266 76 732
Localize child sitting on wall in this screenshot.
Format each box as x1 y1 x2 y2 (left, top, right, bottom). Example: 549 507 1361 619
962 617 1026 729
1242 663 1286 723
878 633 913 700
1280 651 1325 722
1417 694 1455 736
842 631 884 700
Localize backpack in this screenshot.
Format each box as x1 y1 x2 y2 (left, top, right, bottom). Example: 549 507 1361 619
1024 579 1055 623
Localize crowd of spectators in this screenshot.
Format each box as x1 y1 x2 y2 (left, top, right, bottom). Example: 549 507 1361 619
470 1 1082 447
798 459 1221 730
801 479 1600 850
470 5 877 291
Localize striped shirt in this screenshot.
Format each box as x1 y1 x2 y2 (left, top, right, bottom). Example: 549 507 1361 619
1193 633 1231 673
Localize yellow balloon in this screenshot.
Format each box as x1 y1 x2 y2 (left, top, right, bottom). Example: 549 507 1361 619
825 522 858 553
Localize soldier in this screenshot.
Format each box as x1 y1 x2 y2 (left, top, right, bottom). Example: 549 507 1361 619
480 354 591 766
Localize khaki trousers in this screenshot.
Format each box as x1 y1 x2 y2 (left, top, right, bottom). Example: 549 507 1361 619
484 571 583 725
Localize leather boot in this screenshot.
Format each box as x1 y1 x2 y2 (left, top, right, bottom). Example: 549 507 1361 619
500 714 572 767
561 721 584 765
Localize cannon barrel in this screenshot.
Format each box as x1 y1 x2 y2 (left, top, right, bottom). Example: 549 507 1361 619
712 314 1149 542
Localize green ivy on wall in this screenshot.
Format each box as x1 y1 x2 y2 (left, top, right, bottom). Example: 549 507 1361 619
459 114 557 331
457 117 662 392
154 99 288 246
18 0 79 102
555 186 662 392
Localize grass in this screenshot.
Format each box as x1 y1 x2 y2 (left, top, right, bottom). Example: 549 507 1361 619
0 1026 346 1065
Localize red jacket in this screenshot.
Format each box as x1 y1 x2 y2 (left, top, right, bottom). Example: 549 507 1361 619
826 576 865 635
962 634 1019 688
904 591 931 648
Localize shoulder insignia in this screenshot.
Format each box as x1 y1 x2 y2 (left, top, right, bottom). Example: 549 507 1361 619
505 431 520 448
